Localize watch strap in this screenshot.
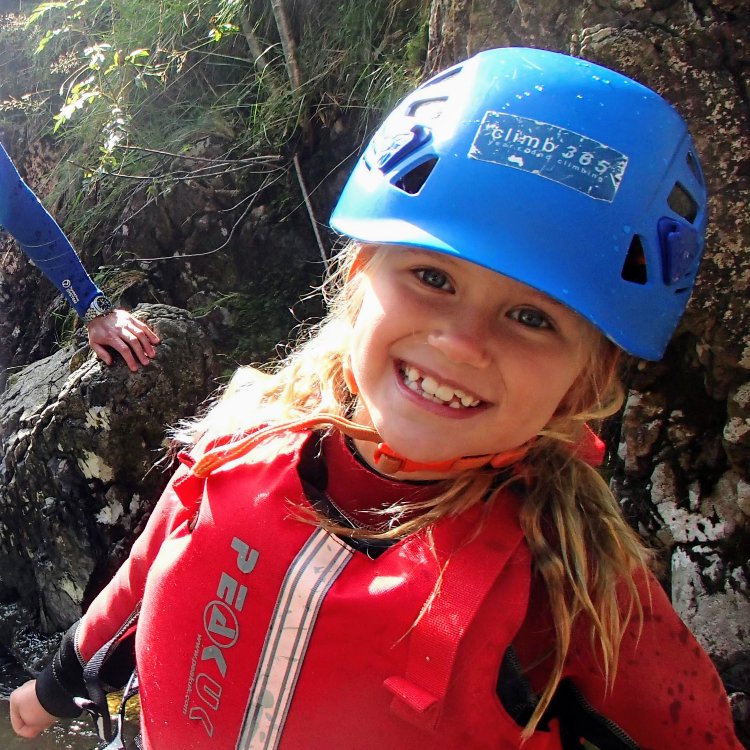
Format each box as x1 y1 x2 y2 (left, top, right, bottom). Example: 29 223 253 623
82 294 114 324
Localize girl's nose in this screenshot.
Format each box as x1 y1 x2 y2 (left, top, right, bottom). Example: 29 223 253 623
426 317 492 368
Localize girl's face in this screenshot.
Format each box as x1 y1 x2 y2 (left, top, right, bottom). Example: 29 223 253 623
348 246 597 476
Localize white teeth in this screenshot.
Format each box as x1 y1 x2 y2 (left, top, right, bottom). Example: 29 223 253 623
400 364 481 408
421 375 439 395
436 384 455 402
404 365 421 382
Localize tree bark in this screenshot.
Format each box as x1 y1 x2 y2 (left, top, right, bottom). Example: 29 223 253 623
424 0 472 76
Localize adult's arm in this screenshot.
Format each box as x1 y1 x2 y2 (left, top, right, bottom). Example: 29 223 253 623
0 140 101 317
0 141 159 370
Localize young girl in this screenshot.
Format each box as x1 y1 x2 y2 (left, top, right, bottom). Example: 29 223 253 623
9 47 742 749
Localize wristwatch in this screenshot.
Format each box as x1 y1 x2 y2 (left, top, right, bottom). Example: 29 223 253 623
82 294 115 324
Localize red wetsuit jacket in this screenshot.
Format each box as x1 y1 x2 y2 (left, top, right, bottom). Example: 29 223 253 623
36 429 742 749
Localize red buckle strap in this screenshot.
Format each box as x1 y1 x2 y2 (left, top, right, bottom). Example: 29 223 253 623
172 452 204 514
373 442 530 475
383 675 440 726
191 414 380 478
384 498 528 731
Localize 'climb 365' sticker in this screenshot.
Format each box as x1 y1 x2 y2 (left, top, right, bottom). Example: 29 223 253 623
469 111 628 202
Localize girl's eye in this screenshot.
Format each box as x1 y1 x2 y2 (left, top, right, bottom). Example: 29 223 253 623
414 267 453 291
508 307 553 330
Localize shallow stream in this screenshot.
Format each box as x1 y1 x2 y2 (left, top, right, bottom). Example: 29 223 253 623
0 706 97 750
0 649 98 749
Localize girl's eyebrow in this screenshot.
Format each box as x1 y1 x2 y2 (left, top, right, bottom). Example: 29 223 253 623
401 248 466 270
399 246 443 260
533 294 567 310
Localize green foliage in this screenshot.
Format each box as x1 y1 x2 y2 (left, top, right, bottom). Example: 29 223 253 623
28 0 224 157
17 0 427 247
25 0 426 167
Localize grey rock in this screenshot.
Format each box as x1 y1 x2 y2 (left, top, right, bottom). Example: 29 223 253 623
0 304 218 652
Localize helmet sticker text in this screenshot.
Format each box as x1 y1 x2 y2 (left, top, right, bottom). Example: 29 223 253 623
469 112 628 202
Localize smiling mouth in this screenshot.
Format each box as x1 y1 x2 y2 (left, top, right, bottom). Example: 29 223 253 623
400 363 482 409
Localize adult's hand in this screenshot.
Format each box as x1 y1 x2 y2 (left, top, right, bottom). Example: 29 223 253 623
9 679 57 738
87 309 160 372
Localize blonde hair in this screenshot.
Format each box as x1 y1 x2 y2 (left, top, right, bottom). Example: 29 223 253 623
179 241 651 737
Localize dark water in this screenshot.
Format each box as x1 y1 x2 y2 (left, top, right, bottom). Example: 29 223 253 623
0 704 98 750
0 649 98 749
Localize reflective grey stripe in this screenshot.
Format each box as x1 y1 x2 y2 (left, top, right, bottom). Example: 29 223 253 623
237 528 353 750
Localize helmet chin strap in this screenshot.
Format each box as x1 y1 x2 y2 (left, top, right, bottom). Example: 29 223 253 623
371 440 530 475
192 408 530 479
341 357 531 475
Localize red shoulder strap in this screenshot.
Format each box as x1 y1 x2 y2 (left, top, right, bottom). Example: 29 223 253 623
384 493 530 730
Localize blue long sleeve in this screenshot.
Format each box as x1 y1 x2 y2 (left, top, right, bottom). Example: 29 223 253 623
0 140 103 317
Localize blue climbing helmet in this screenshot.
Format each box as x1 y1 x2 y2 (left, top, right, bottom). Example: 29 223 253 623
330 47 707 360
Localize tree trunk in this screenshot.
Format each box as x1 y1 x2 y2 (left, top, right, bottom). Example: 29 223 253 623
424 0 472 75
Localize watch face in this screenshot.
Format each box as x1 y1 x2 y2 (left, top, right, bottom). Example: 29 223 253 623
93 296 113 313
84 295 114 322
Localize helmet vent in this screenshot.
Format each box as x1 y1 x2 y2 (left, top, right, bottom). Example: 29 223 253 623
394 158 438 195
421 67 462 89
686 151 704 186
621 235 648 285
667 182 698 223
408 97 448 120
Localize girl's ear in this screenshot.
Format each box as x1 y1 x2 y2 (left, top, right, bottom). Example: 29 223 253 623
342 354 359 395
347 244 378 281
552 336 622 421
